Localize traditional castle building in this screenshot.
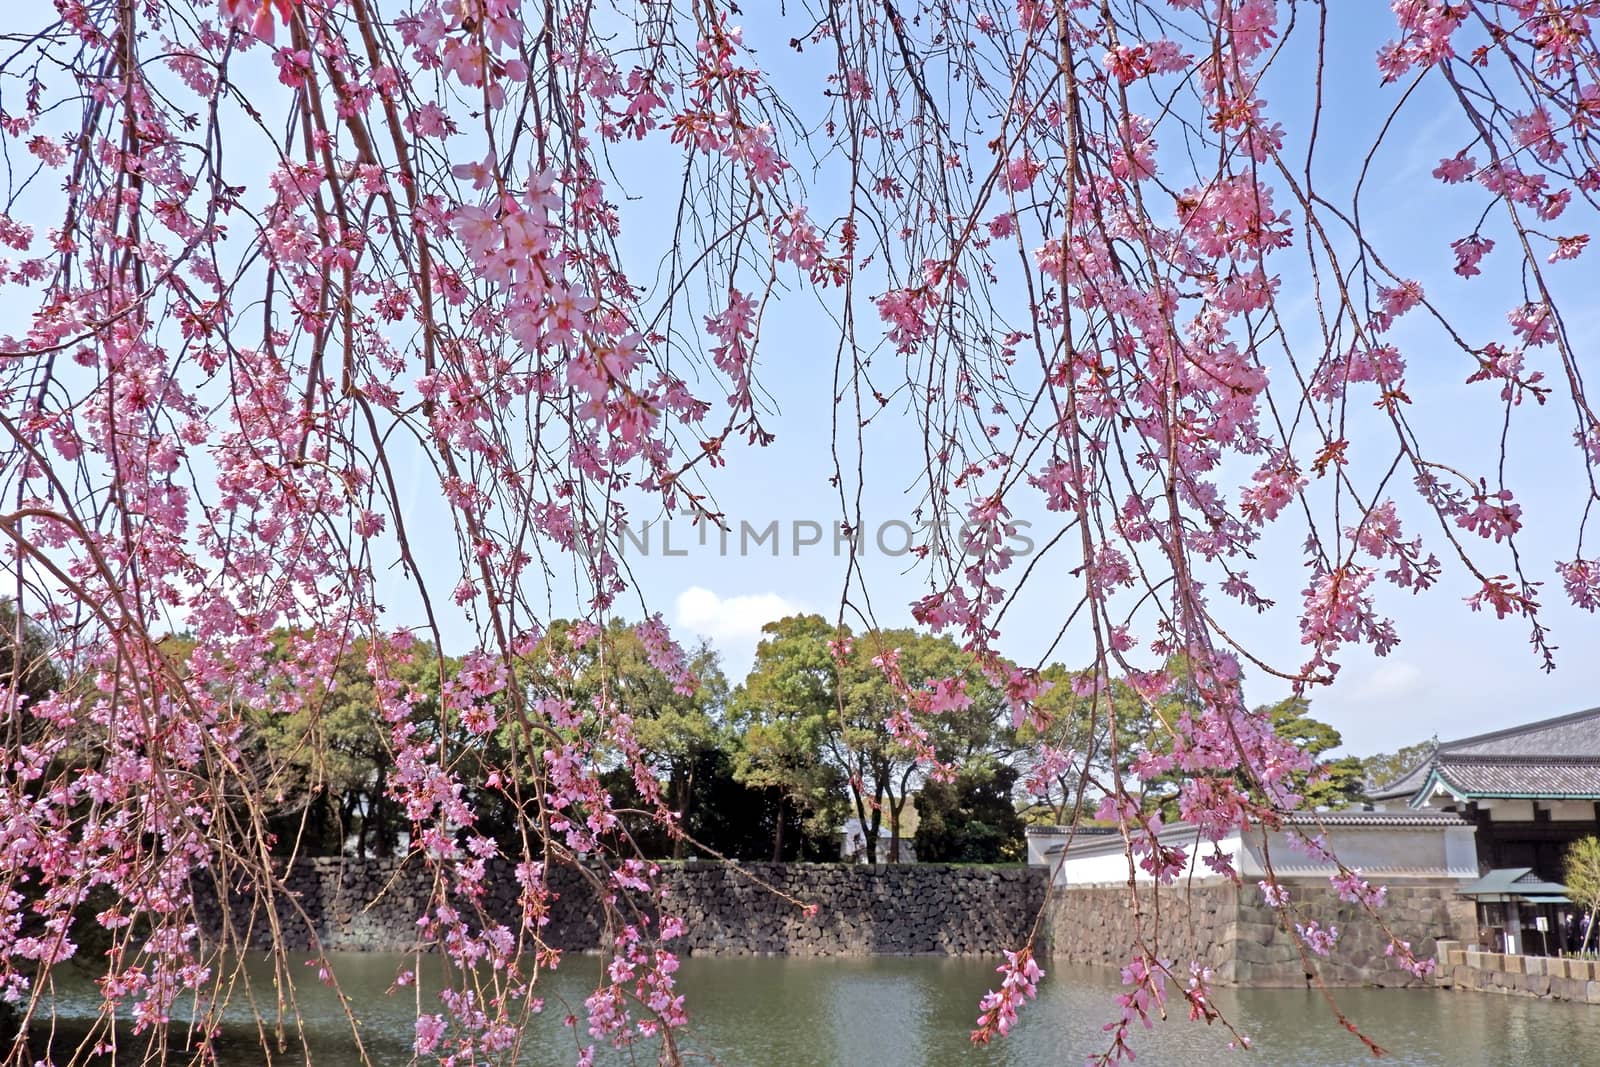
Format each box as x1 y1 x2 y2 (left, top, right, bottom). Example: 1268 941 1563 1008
1027 705 1600 972
1367 705 1600 954
1368 705 1600 882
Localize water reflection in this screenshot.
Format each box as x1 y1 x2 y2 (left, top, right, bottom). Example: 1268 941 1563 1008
31 954 1600 1065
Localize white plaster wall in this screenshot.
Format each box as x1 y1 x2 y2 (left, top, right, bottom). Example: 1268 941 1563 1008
1025 831 1063 868
1032 823 1478 887
1548 800 1595 821
1238 825 1478 881
1041 830 1244 887
1445 825 1480 877
1482 799 1536 821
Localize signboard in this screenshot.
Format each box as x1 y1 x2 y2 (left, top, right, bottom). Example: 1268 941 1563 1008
1536 916 1549 932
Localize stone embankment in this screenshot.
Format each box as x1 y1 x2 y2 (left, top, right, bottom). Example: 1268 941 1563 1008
1046 881 1474 987
193 857 1049 957
1435 941 1600 1004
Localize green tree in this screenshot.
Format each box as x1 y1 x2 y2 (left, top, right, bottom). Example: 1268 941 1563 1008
519 620 727 858
1142 695 1366 819
247 632 447 857
913 760 1027 863
1037 659 1365 822
1259 697 1366 811
1361 737 1438 792
729 614 848 860
832 628 1010 863
1016 665 1159 825
1565 836 1600 954
734 615 1013 864
632 641 727 857
685 746 835 860
0 599 63 717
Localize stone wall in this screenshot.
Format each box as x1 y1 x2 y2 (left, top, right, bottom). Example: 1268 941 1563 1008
193 858 1049 957
1045 880 1474 987
1435 942 1600 1004
1242 884 1473 986
1045 882 1238 976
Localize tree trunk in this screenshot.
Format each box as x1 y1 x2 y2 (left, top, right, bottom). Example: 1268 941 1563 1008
671 765 694 859
864 779 886 865
847 769 872 864
1583 907 1596 954
312 786 331 850
342 790 363 858
772 793 786 862
889 763 916 863
372 763 393 857
887 793 901 863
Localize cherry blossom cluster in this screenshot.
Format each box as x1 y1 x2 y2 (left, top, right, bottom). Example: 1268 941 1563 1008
970 946 1044 1045
0 0 1597 1062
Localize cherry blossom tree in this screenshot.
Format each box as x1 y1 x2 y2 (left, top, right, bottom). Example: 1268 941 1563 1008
0 0 1595 1062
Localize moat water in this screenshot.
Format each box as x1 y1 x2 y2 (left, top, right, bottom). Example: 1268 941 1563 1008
34 954 1600 1064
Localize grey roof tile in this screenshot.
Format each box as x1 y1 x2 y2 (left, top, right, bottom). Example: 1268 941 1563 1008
1435 757 1600 798
1370 706 1600 801
1438 705 1600 758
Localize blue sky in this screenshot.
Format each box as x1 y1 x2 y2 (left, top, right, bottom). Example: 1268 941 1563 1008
4 3 1596 762
592 5 1600 758
218 4 1600 758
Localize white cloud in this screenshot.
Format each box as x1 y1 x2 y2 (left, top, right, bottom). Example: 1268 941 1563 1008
1314 660 1429 755
1353 660 1424 702
673 586 803 676
674 586 802 644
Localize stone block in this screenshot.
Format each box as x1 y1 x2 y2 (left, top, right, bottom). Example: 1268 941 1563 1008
1502 954 1525 974
1249 961 1310 987
1238 920 1279 947
1466 950 1486 970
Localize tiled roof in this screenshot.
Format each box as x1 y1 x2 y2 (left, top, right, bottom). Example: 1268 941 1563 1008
1439 705 1600 759
1281 810 1470 827
1023 825 1119 837
1433 757 1600 799
1371 705 1600 802
1027 810 1471 859
1458 867 1568 898
1367 757 1436 801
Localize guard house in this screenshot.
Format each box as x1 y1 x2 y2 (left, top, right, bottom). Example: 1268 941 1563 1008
1454 867 1574 956
1368 705 1600 954
1368 705 1600 879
